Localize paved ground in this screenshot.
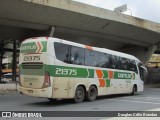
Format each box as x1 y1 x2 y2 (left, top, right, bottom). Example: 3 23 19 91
0 86 160 120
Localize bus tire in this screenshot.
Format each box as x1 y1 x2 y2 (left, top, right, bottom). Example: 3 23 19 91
131 85 136 96
85 86 97 102
74 86 85 103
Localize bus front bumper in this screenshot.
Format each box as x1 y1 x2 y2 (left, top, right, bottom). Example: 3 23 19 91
19 86 52 98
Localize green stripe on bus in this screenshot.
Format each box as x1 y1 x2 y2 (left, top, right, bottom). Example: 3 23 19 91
41 41 47 52
114 71 132 79
105 79 110 87
20 42 37 53
103 70 109 78
46 65 54 76
88 69 94 78
19 64 135 80
53 66 92 78
20 41 47 53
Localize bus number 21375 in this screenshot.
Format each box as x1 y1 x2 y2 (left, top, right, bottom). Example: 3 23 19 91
55 68 77 76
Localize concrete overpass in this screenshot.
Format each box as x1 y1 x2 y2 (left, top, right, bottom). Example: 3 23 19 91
0 0 160 64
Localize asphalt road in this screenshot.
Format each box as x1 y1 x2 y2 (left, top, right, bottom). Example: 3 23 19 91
0 86 160 120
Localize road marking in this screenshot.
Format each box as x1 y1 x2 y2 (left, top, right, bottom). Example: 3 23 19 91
107 99 160 105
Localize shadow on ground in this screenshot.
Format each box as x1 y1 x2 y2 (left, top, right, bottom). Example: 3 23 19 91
24 93 141 107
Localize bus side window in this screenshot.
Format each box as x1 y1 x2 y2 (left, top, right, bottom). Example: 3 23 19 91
70 46 85 65
54 42 70 63
94 51 100 67
114 56 120 69
129 60 138 74
98 52 110 68
85 50 96 66
138 64 147 81
121 58 128 70
110 55 117 69
133 61 138 74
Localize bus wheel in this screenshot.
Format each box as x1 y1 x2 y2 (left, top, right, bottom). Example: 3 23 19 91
85 86 97 102
131 85 136 96
74 86 85 103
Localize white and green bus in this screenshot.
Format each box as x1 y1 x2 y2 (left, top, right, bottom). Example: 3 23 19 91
19 37 147 103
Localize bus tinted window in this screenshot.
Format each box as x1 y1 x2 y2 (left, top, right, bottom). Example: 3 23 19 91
94 51 100 67
125 58 131 70
98 52 110 68
85 50 96 66
70 46 85 65
114 56 122 69
121 58 128 70
109 55 138 73
109 55 117 69
54 42 138 73
129 60 138 73
138 64 147 81
54 42 70 63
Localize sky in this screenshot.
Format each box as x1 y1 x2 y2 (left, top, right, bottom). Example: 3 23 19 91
73 0 160 23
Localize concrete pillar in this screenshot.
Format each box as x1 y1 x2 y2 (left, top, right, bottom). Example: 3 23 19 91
121 45 157 64
135 45 157 64
145 45 157 64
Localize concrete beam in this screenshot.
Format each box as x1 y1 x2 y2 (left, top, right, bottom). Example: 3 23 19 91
23 0 160 33
0 0 160 47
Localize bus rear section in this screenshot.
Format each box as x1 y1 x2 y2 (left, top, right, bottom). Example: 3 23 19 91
19 38 52 98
